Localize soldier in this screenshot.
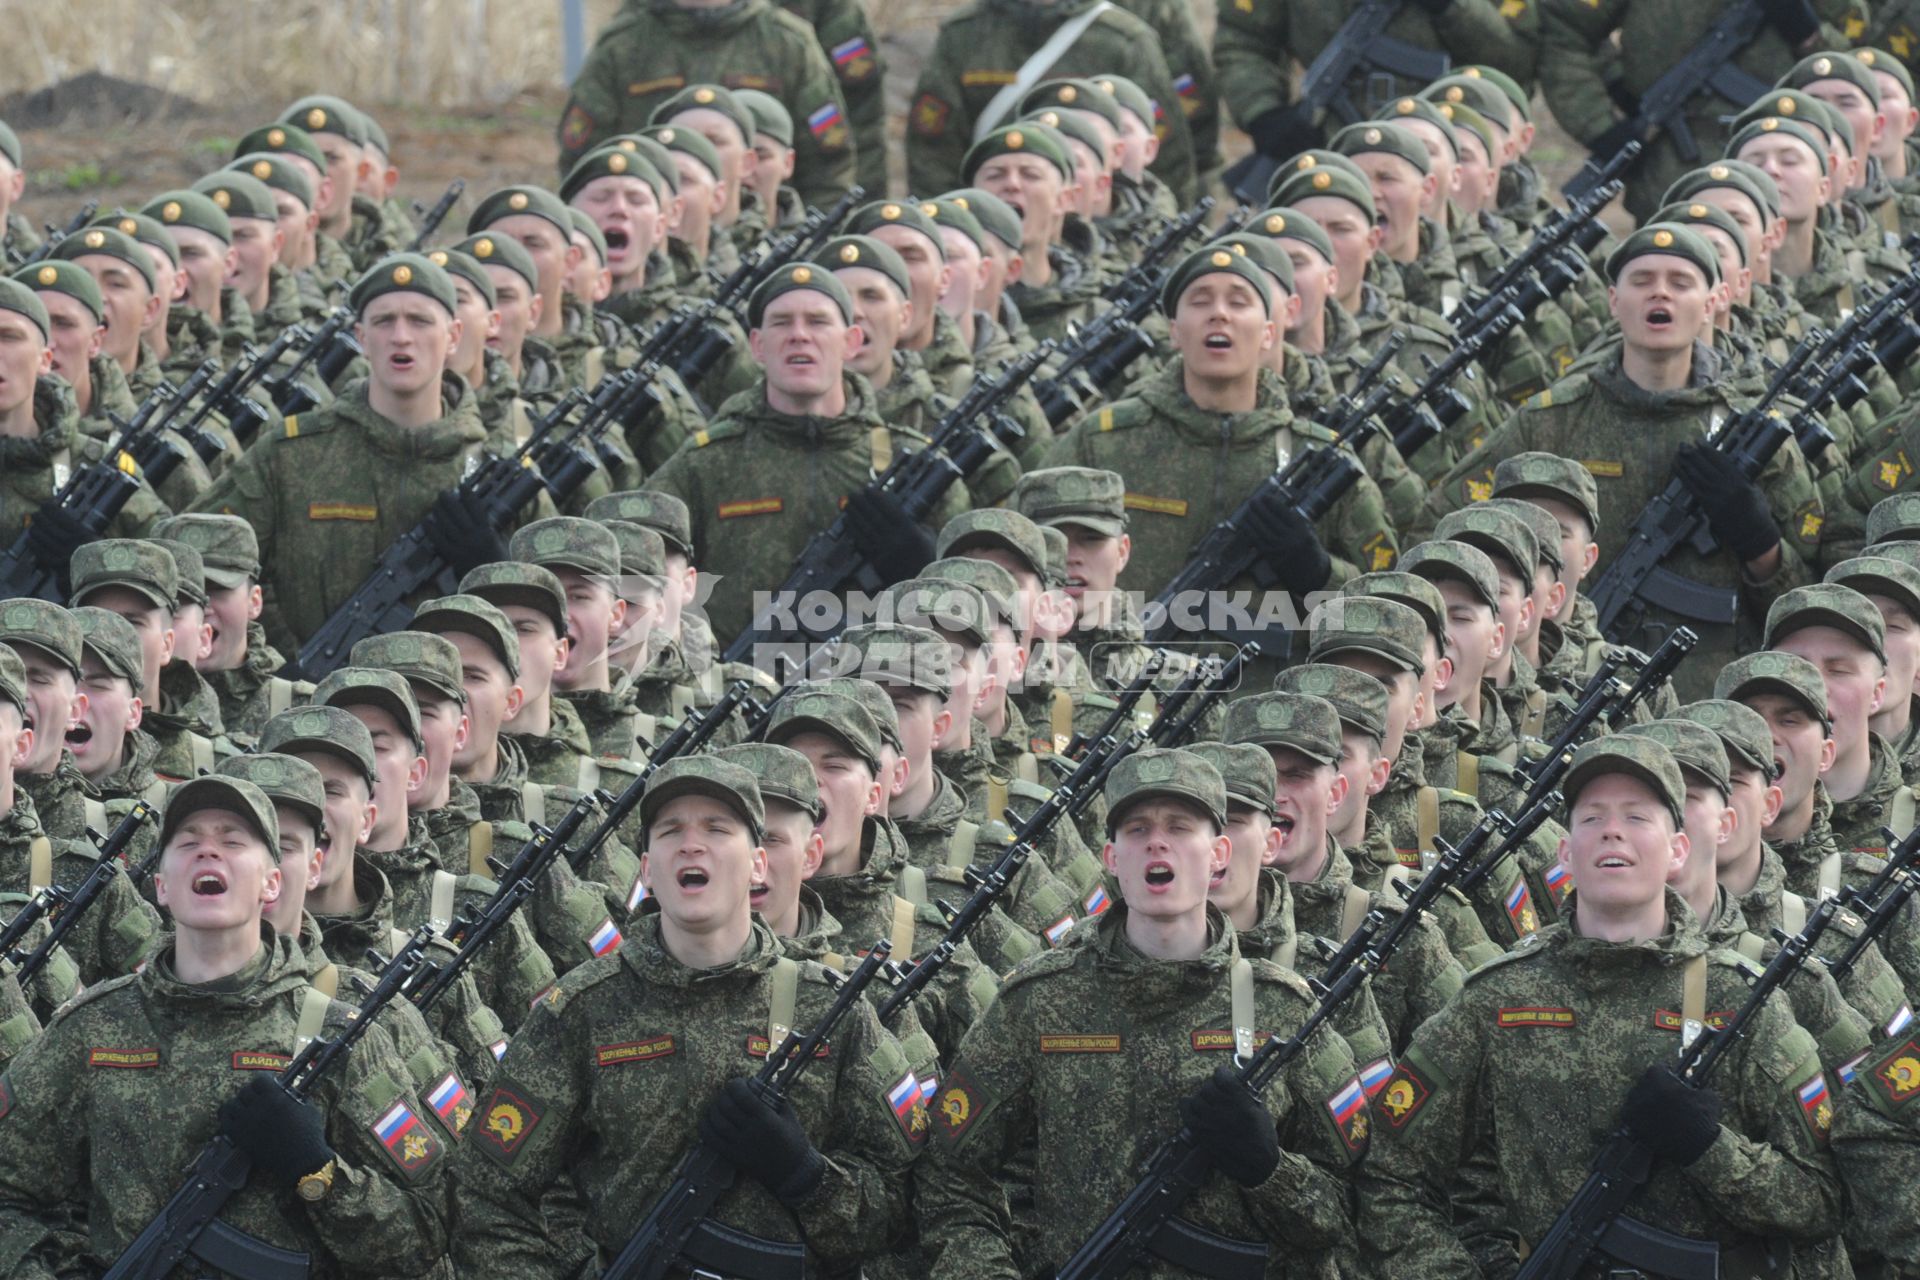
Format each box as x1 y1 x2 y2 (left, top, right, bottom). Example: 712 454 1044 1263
190 168 315 346
563 144 683 333
646 124 741 284
454 754 918 1276
1828 554 1920 782
1356 734 1845 1277
650 85 762 255
1831 996 1920 1276
50 225 162 402
918 746 1362 1279
16 259 133 465
1008 467 1141 684
1438 502 1560 737
280 95 397 274
0 122 35 268
229 145 340 307
0 774 453 1275
357 110 417 257
143 188 252 365
466 185 610 393
1491 450 1610 687
736 89 806 228
566 211 613 316
102 211 218 406
557 0 856 208
448 230 570 430
1856 46 1920 186
1728 110 1881 326
66 607 168 817
956 125 1105 343
1785 49 1920 241
931 190 1034 376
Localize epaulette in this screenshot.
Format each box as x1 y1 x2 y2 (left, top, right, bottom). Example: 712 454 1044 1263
544 950 629 1011
1006 777 1058 805
1519 371 1592 412
1092 399 1151 434
796 956 850 990
1292 416 1340 445
1246 955 1317 1002
1460 931 1547 982
689 419 748 449
723 661 781 694
996 940 1081 993
47 969 142 1023
1711 947 1766 980
279 410 342 441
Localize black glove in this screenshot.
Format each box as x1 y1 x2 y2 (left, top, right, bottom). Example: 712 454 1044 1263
420 489 509 577
1180 1065 1281 1187
1245 104 1323 161
1587 116 1646 166
23 502 92 587
1674 442 1781 563
1759 0 1821 45
1408 0 1453 14
1604 77 1641 118
700 1077 825 1203
218 1075 336 1190
1620 1064 1723 1167
844 486 935 584
1243 488 1331 594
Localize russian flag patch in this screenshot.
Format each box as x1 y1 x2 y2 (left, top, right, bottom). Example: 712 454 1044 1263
1504 878 1537 935
372 1099 444 1177
627 874 647 913
1326 1077 1369 1151
590 918 623 957
888 1069 928 1143
428 1071 472 1135
1889 1004 1914 1037
1044 914 1075 947
1543 862 1571 904
1797 1072 1832 1141
832 36 869 65
1083 885 1110 915
1173 73 1196 97
808 103 843 137
1358 1057 1394 1099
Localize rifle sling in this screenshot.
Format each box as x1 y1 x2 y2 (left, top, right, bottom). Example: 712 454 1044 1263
294 985 331 1057
870 425 892 474
468 822 493 879
1680 953 1708 1054
1230 958 1256 1061
767 956 799 1054
27 837 51 892
891 896 918 959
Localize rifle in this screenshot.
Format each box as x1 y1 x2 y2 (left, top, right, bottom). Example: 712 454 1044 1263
720 344 1053 664
1387 297 1524 462
268 308 361 416
405 179 465 252
1563 0 1775 202
1587 331 1829 644
599 942 893 1280
1221 0 1449 202
171 327 307 459
103 926 436 1280
1516 894 1846 1280
1825 820 1920 983
18 200 100 266
4 801 157 987
1064 649 1167 757
742 640 842 739
1149 643 1257 749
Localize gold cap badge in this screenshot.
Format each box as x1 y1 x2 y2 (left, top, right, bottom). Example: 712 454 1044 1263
609 152 628 173
83 230 105 249
1813 57 1833 75
212 190 231 209
1006 131 1024 149
839 243 860 262
1313 171 1332 189
508 192 529 210
267 128 286 147
694 87 715 104
393 264 413 285
882 203 902 219
1059 85 1077 103
1652 229 1674 248
1364 127 1382 144
306 108 327 129
1210 250 1232 267
161 201 181 222
1265 214 1285 232
251 160 273 180
792 266 812 283
36 266 56 285
475 238 494 258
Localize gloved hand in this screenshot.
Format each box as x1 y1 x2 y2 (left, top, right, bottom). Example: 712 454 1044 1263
23 502 93 586
1180 1065 1281 1187
1674 442 1780 563
1759 0 1821 45
700 1077 825 1203
1620 1064 1723 1167
1243 488 1331 594
844 486 936 584
1408 0 1453 15
1604 77 1641 118
219 1075 336 1189
1587 117 1646 165
421 489 509 577
1245 105 1323 161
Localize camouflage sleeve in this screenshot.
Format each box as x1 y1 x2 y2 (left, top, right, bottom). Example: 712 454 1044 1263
191 434 288 645
1140 0 1221 175
1832 1034 1920 1271
557 33 631 173
1245 993 1363 1249
1352 989 1490 1279
1365 912 1466 1054
470 907 558 1035
786 37 858 209
1684 1008 1842 1240
1537 0 1632 147
451 998 584 1280
1744 436 1822 616
1432 0 1541 85
808 0 889 197
0 964 36 1072
1419 402 1539 536
906 33 976 204
0 1019 95 1276
531 855 623 974
418 959 510 1092
1359 432 1426 535
1210 0 1292 130
66 859 161 986
1321 467 1400 587
1123 37 1199 207
633 371 701 475
923 934 996 1063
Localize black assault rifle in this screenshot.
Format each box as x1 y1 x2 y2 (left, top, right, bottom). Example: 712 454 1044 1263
0 801 157 987
406 179 466 252
19 200 100 266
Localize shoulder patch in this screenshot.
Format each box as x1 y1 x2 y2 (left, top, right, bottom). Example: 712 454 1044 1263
1376 1059 1435 1131
372 1098 446 1179
88 1046 160 1069
932 1069 984 1142
1496 1006 1575 1029
1869 1038 1920 1110
1461 935 1546 982
597 1036 675 1067
474 1081 546 1164
1795 1071 1833 1143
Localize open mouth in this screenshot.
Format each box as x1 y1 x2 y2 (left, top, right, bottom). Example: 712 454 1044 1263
749 882 768 904
192 870 229 896
1594 855 1630 870
390 352 415 370
1203 334 1233 350
677 867 710 889
604 227 630 252
1143 860 1174 888
66 723 93 748
785 353 816 367
1272 813 1297 849
1645 307 1673 328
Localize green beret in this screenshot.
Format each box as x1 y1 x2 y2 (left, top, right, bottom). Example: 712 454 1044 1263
639 756 766 846
942 188 1023 251
217 752 326 841
161 775 281 859
1856 47 1917 101
1782 50 1881 106
1208 232 1294 296
560 144 670 207
0 121 19 169
0 599 81 674
362 111 392 156
1103 747 1228 834
1764 582 1887 661
816 234 910 299
1714 650 1830 726
1160 244 1273 316
425 247 497 308
152 512 259 588
1383 96 1458 159
1221 691 1343 763
844 199 946 258
1604 221 1720 285
459 560 568 636
411 594 521 680
1273 662 1389 744
282 95 368 146
229 152 313 211
1662 161 1781 223
1735 87 1846 150
74 607 143 688
1022 107 1109 168
1088 72 1157 129
1622 717 1733 798
95 211 178 269
1270 159 1376 222
568 208 610 265
644 124 724 184
1402 538 1501 611
1253 205 1335 265
16 260 102 323
1436 100 1496 162
1186 742 1277 814
142 190 232 246
603 134 683 194
349 252 456 317
192 169 277 222
235 122 329 176
1562 734 1685 824
1020 78 1124 130
962 123 1072 183
717 743 820 819
649 83 754 144
1728 115 1830 174
511 515 622 578
1423 75 1513 129
468 184 573 241
55 225 155 293
734 89 794 146
1650 200 1748 266
583 489 693 557
259 704 379 791
1456 64 1531 120
925 197 988 252
1492 450 1600 533
1331 120 1431 175
747 261 854 327
450 231 538 294
72 538 178 610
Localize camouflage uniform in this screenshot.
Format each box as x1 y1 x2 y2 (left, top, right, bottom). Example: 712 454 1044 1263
1 214 40 269
1832 1028 1920 1276
0 377 170 549
0 790 159 991
773 0 888 195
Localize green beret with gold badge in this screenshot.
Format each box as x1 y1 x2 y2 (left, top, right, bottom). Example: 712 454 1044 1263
235 121 329 176
15 259 101 323
228 152 313 211
142 190 231 246
962 123 1072 183
94 211 178 268
426 247 497 309
54 224 154 292
747 260 853 327
1603 221 1719 284
191 169 276 223
466 183 572 240
1160 244 1273 316
561 143 670 206
348 252 456 317
815 234 910 299
644 125 724 185
649 83 755 144
942 188 1023 251
1331 120 1431 174
450 231 537 294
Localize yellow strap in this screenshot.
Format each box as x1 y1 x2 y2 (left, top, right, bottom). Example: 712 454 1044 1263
469 822 494 877
821 950 848 972
576 756 602 791
1680 953 1708 1053
1522 688 1547 739
27 837 52 892
869 425 893 473
1736 933 1766 963
1050 689 1073 754
891 895 918 957
1894 787 1918 843
267 678 297 718
1339 884 1372 943
1416 786 1440 869
1818 852 1844 900
986 774 1009 823
768 955 798 1051
898 869 928 906
312 962 340 1000
83 798 109 835
294 986 332 1055
1015 753 1039 786
1230 957 1256 1060
189 734 216 776
430 870 459 933
143 780 170 808
950 820 979 872
1271 934 1298 971
669 683 698 719
522 783 547 826
1782 892 1808 935
1456 751 1480 798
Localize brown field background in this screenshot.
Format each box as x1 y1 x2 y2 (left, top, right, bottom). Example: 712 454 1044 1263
7 0 1591 238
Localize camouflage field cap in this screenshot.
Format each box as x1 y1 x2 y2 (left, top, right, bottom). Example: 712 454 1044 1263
1677 699 1777 777
584 490 694 558
95 211 179 269
1603 221 1720 284
1491 450 1601 533
919 556 1018 626
54 224 155 292
560 144 672 207
1307 594 1425 674
816 234 910 300
143 189 233 247
313 665 424 746
1104 746 1228 834
1331 120 1431 174
1868 540 1920 577
0 278 48 341
1160 243 1273 317
1826 556 1920 623
348 253 457 317
941 188 1022 252
160 775 280 857
601 521 666 582
823 676 905 752
650 83 755 144
460 560 569 636
259 704 378 786
886 577 992 648
1038 526 1070 590
1402 539 1500 612
511 516 621 579
17 259 103 322
962 123 1073 183
74 608 143 687
451 231 539 294
1253 206 1334 265
349 630 467 706
228 152 313 210
282 94 369 146
735 89 795 147
837 623 953 699
1269 154 1376 221
466 183 573 240
1012 467 1128 538
70 539 178 611
235 120 329 176
152 513 259 589
411 594 521 681
1763 582 1887 662
1018 77 1125 130
937 508 1050 582
1868 493 1920 546
639 755 766 845
0 646 25 717
924 197 988 253
1856 47 1917 100
0 599 82 674
844 200 947 260
1343 571 1447 654
1274 662 1388 743
1434 505 1539 582
1561 734 1686 824
191 169 277 223
1714 651 1830 728
1221 691 1342 764
151 539 207 607
218 752 327 840
1484 498 1563 575
718 742 822 820
1186 742 1276 814
1622 718 1731 797
763 681 885 771
746 261 854 327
